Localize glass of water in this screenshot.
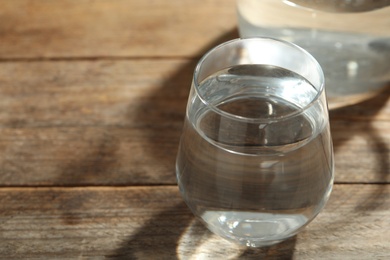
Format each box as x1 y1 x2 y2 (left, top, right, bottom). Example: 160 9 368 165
175 38 334 247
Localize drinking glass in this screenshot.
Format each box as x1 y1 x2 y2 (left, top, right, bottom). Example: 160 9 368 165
175 38 334 247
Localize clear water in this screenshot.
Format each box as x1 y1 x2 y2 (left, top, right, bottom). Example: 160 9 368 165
237 0 390 108
176 65 334 247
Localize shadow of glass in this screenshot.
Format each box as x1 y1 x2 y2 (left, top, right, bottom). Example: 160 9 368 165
58 132 121 225
131 28 240 185
112 27 388 258
106 202 195 259
60 132 120 184
329 86 389 211
111 29 301 259
108 202 297 259
330 86 389 181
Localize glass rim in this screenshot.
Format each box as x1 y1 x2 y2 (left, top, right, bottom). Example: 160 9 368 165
192 37 326 123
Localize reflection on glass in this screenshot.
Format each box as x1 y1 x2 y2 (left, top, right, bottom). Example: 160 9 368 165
176 38 334 247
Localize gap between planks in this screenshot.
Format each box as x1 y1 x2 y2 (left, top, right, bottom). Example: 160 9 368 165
0 184 178 190
0 55 199 63
0 182 382 190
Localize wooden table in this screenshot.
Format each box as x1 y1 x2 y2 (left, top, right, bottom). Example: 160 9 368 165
0 1 389 259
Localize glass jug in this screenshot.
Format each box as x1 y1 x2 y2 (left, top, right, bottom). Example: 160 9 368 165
237 0 390 109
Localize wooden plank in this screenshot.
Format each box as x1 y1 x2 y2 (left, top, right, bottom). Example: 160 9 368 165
0 59 189 186
0 127 180 186
0 60 387 128
0 185 388 258
0 120 388 186
0 59 192 128
331 120 390 184
0 60 388 185
0 0 237 59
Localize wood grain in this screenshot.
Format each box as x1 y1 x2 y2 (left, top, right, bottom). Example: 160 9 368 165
0 0 237 59
0 120 387 186
0 60 386 128
0 60 388 185
0 60 191 128
0 1 388 258
0 185 388 259
332 120 390 183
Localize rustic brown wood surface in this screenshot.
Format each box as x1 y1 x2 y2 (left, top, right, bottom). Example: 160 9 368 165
0 185 389 258
0 0 389 258
0 0 236 58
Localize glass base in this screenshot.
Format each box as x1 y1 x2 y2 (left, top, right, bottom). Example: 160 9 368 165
201 211 307 247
